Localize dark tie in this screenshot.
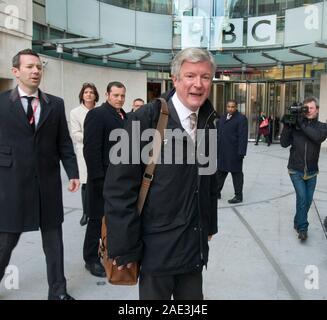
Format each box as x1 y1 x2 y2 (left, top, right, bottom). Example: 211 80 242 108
23 96 35 131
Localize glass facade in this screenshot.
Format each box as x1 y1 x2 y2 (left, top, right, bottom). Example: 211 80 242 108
173 0 327 49
33 0 327 141
101 0 173 14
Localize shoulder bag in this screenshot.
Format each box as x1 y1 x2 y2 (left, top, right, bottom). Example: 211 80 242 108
98 98 169 285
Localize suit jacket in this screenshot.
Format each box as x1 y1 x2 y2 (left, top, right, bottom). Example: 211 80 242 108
0 87 78 232
217 111 248 172
83 102 127 218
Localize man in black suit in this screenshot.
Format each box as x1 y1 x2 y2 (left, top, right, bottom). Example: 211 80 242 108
83 81 127 277
217 100 248 203
0 49 80 300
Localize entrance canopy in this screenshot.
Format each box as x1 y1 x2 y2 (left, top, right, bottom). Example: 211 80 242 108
37 38 327 71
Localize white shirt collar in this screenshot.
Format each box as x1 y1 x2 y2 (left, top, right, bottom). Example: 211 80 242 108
18 87 38 98
172 93 199 123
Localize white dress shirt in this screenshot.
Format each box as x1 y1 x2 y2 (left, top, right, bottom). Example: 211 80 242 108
172 93 199 140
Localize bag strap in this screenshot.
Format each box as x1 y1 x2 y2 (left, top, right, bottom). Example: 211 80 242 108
136 98 169 215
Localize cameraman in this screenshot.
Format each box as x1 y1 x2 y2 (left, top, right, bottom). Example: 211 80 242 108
281 97 327 241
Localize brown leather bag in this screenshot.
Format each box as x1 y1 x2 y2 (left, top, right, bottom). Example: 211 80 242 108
98 216 139 285
98 98 169 285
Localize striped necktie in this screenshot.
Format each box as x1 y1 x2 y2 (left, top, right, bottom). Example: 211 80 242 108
189 112 197 142
117 110 124 120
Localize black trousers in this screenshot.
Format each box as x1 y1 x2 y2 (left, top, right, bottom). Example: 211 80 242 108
0 226 66 298
81 183 88 217
139 271 203 300
83 178 104 264
217 170 243 198
83 216 102 264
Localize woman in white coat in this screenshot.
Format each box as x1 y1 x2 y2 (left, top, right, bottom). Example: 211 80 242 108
70 83 99 225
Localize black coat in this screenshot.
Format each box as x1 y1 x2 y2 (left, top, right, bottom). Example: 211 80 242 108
103 90 218 276
217 111 248 172
0 87 78 232
83 102 127 218
280 118 327 172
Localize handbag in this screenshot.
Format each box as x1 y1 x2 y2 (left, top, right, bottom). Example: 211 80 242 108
98 98 169 285
259 118 269 128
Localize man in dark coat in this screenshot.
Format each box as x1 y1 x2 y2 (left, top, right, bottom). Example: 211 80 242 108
103 48 218 300
83 81 127 277
217 99 248 203
0 49 79 300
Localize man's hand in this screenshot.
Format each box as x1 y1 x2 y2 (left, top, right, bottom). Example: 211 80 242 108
296 114 305 128
113 259 134 271
208 235 213 241
68 179 80 192
281 115 292 129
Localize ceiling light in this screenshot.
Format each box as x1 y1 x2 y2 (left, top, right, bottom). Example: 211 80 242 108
277 61 283 69
56 43 63 54
72 48 79 58
241 63 246 72
102 55 108 64
135 60 141 69
312 57 318 66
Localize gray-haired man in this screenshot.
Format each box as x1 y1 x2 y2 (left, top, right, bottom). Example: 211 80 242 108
103 47 218 300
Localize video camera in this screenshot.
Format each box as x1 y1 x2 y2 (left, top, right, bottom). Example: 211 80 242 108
282 102 309 126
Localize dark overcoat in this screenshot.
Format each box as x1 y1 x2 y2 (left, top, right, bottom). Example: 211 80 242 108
0 87 78 233
83 102 127 218
217 111 248 172
103 89 218 276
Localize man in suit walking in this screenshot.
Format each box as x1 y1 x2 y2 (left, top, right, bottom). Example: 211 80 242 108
0 49 80 300
103 48 218 300
83 81 127 277
217 100 248 203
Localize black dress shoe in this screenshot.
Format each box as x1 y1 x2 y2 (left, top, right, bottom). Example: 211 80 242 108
80 214 88 226
49 293 75 300
228 196 243 204
298 230 308 241
324 217 327 231
85 262 106 278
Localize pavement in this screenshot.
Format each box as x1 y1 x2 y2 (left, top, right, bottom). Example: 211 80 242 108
0 142 326 300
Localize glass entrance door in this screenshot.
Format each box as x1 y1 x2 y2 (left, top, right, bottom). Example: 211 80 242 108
285 81 300 108
267 82 283 141
247 83 266 140
212 82 226 116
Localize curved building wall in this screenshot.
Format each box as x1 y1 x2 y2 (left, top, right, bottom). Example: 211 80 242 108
45 0 172 49
39 54 147 118
0 0 33 89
